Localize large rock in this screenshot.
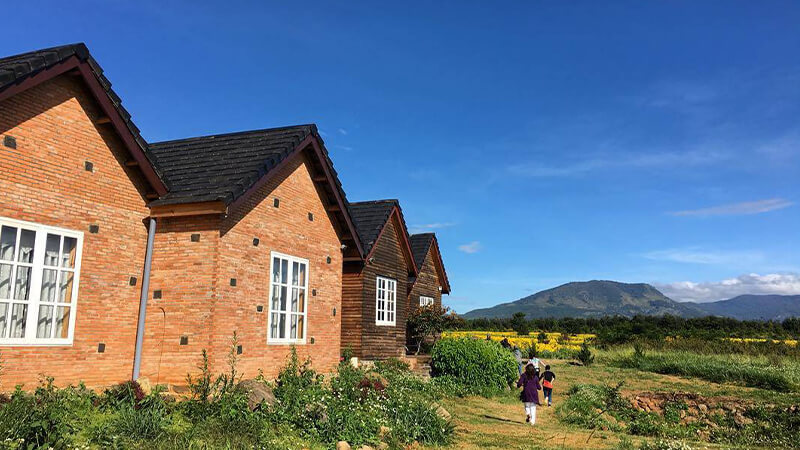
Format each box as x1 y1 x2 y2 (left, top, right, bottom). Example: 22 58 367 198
237 379 276 410
432 402 451 421
336 442 351 450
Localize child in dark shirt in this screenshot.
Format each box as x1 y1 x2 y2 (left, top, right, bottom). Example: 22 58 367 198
541 365 556 407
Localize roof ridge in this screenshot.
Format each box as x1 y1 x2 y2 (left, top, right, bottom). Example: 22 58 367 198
350 199 399 205
150 124 315 147
0 43 87 62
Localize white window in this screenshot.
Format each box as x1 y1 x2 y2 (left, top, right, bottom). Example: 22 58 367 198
268 252 308 344
0 217 83 345
375 276 396 326
419 296 434 307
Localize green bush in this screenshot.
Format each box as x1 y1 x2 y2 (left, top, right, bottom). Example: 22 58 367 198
430 337 517 395
612 350 797 392
577 342 595 366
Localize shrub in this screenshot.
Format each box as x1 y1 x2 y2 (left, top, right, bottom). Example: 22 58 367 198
102 380 145 409
577 342 595 366
407 305 459 355
430 337 517 395
0 379 95 448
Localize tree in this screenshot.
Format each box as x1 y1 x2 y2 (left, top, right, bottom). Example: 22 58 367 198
576 342 595 366
407 305 460 355
510 312 530 336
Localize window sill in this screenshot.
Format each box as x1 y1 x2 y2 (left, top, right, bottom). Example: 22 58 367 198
375 322 396 327
0 340 74 347
267 339 307 346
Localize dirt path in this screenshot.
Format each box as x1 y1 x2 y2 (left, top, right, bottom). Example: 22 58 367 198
437 359 765 449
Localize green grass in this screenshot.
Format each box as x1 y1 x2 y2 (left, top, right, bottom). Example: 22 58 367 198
603 347 800 392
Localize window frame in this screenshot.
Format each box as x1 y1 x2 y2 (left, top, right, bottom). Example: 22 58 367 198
375 275 397 326
0 217 83 346
419 296 434 307
266 251 309 345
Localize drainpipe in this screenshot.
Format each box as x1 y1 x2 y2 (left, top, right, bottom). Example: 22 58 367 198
132 217 157 380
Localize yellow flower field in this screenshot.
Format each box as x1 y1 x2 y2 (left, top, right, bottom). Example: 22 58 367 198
442 330 595 352
724 337 798 347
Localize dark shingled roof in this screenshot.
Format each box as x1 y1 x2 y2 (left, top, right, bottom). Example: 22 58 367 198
409 232 451 294
148 125 319 206
409 233 435 268
0 43 167 190
348 200 399 256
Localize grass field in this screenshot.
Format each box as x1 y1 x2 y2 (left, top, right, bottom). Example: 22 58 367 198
436 356 800 449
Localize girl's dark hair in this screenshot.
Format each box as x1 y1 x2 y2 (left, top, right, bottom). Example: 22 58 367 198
545 365 551 370
525 364 536 377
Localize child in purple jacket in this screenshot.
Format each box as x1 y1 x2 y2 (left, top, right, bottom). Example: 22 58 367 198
517 362 541 425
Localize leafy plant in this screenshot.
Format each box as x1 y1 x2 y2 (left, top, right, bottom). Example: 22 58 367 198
406 305 459 355
577 342 595 366
430 337 517 396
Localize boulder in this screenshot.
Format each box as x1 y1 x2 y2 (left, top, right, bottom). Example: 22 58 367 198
135 377 153 395
237 379 276 410
432 402 451 421
336 442 351 450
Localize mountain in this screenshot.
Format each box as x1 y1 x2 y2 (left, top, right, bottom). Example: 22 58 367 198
693 294 800 321
463 280 705 319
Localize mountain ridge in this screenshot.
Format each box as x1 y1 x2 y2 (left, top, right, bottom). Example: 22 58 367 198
463 280 705 319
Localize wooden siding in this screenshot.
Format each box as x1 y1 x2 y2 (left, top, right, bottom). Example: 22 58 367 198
340 215 411 359
408 244 444 310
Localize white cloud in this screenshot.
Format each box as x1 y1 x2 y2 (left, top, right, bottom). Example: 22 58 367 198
655 273 800 303
458 241 482 254
507 149 726 178
337 128 348 135
642 248 764 266
670 198 794 217
333 145 353 152
408 222 456 234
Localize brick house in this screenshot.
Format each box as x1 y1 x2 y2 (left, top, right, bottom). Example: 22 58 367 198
341 200 418 360
0 44 364 388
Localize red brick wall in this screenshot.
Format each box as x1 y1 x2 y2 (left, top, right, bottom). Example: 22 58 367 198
0 74 346 390
140 215 221 386
215 155 343 379
0 76 151 388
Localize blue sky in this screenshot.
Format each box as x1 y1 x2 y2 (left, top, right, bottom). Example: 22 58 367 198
5 1 800 312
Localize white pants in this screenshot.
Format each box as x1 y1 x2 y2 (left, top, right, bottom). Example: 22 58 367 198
523 402 537 425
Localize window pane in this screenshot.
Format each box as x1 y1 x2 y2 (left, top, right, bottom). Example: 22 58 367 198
0 226 16 261
54 306 70 339
37 305 54 338
290 288 299 312
0 264 11 299
58 271 74 303
271 285 281 310
290 314 298 339
296 289 305 313
17 229 35 264
292 261 299 286
41 269 58 302
44 234 60 267
0 302 7 338
272 257 280 283
61 237 77 268
280 259 288 284
279 286 287 311
13 266 32 301
277 313 286 338
9 303 27 338
297 315 304 339
297 263 306 287
270 313 280 338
